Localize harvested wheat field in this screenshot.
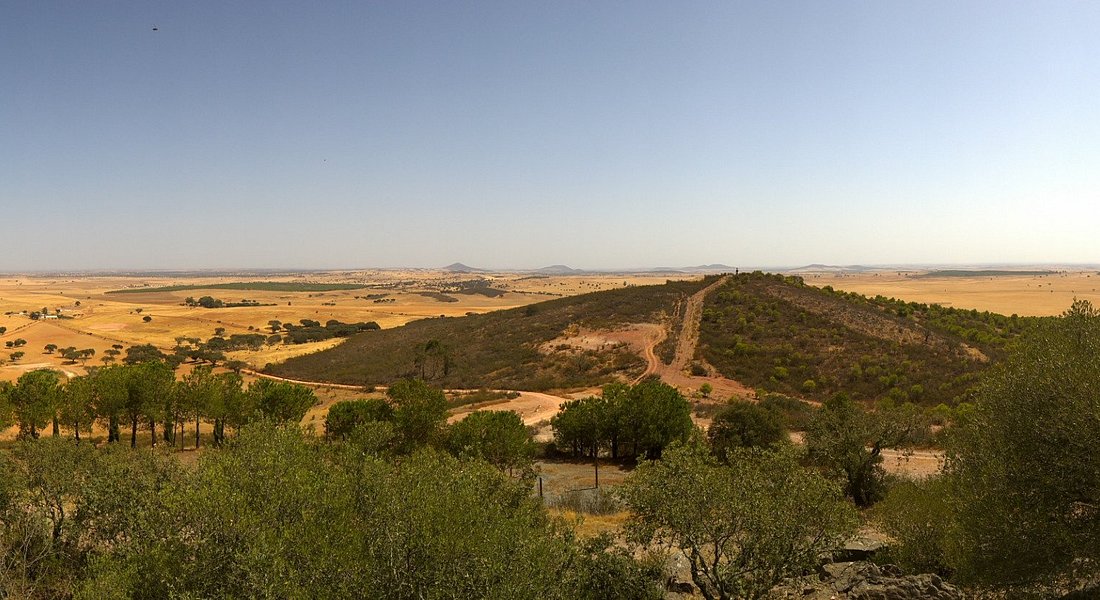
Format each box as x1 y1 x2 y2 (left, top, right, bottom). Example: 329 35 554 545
807 269 1100 316
0 270 691 382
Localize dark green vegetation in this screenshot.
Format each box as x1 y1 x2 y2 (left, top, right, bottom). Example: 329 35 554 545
418 291 459 302
913 269 1056 278
706 401 786 457
270 277 714 390
551 380 694 460
620 441 857 600
107 282 369 294
698 272 1035 404
0 370 667 599
0 424 664 600
278 318 380 344
183 295 275 309
872 300 1100 596
0 362 315 449
806 395 927 507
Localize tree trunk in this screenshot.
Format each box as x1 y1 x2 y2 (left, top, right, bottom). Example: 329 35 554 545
109 414 120 443
74 421 80 443
150 418 156 447
130 416 138 448
52 416 60 437
195 416 200 449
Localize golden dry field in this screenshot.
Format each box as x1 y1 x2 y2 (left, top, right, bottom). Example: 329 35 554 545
0 270 686 383
806 270 1100 317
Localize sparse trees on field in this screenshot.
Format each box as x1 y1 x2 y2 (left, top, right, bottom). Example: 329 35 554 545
44 344 57 354
60 347 80 363
77 348 95 366
10 351 24 362
123 343 167 365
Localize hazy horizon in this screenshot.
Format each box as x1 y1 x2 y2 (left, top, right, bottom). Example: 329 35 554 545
3 260 1099 277
4 2 1098 271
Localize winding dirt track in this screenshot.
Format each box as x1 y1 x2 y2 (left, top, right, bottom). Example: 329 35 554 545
670 275 727 374
629 275 755 400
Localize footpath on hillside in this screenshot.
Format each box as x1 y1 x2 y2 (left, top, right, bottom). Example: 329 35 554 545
632 275 754 401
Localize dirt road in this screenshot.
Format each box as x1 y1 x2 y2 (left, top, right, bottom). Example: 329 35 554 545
629 276 754 400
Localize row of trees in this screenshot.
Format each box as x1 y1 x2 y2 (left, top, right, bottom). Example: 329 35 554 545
0 363 317 448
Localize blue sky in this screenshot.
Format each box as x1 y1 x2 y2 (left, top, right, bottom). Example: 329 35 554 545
2 1 1097 270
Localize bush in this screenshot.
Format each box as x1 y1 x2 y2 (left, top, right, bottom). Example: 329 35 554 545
324 398 393 439
873 477 954 576
707 401 786 458
547 489 622 516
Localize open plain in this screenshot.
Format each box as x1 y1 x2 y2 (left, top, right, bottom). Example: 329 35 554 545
0 270 687 383
805 269 1100 316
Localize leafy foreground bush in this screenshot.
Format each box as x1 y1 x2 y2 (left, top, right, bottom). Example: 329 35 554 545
867 301 1100 596
0 423 664 600
619 440 857 600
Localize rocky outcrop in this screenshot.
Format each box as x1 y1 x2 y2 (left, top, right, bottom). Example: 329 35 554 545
772 562 962 600
825 562 961 600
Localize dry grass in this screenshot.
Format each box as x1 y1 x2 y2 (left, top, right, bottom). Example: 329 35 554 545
0 271 691 383
808 270 1100 317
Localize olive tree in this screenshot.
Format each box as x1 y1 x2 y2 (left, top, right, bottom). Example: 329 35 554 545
805 394 927 507
619 439 856 600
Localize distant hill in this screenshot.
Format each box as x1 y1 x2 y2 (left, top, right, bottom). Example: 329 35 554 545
697 272 1036 404
786 264 876 273
533 264 586 275
442 262 488 273
267 277 715 390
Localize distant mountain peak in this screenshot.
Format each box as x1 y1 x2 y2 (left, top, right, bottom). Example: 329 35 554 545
443 262 486 273
534 264 585 275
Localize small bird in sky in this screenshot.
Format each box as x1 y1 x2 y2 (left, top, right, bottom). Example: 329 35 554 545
152 24 159 31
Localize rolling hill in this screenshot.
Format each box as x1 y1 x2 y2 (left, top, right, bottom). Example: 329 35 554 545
268 271 1034 404
697 272 1035 405
267 277 715 390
